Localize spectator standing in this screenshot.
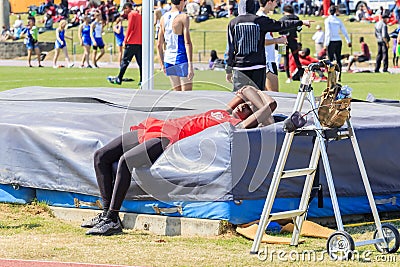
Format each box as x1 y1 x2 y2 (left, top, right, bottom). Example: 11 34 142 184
53 20 74 68
157 0 194 91
107 3 142 86
113 16 125 65
396 33 400 67
91 11 105 68
279 5 303 83
324 5 351 80
257 0 287 92
374 12 390 73
78 15 93 68
323 0 330 17
23 16 43 68
312 25 324 56
346 36 371 72
226 0 311 91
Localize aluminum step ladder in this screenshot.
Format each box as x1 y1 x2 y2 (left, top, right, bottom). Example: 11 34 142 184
250 61 399 260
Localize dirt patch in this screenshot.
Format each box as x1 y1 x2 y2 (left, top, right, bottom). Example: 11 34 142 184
21 203 53 217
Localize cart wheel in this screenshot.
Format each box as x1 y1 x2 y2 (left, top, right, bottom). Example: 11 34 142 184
327 231 355 261
373 223 400 254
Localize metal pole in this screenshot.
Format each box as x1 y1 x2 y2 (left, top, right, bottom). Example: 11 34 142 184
0 0 10 30
142 1 154 90
203 31 206 58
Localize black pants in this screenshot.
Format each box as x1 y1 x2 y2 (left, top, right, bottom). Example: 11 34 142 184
118 44 143 82
375 41 389 72
327 40 343 77
93 131 169 211
284 39 302 79
233 67 266 91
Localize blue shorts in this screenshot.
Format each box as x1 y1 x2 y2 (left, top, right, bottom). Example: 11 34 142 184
164 62 188 77
55 40 65 49
26 42 39 50
116 38 124 47
83 37 92 46
93 37 104 49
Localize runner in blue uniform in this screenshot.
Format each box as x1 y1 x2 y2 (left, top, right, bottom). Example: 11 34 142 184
91 11 105 68
79 15 93 68
113 16 125 65
157 0 194 91
53 20 74 68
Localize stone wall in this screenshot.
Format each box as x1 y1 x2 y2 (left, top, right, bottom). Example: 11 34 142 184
0 42 54 59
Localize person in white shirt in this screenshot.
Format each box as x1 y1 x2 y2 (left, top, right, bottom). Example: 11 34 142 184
324 5 351 80
256 0 287 92
312 24 324 56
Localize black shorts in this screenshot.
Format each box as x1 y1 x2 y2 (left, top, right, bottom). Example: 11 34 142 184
357 55 369 63
266 62 278 75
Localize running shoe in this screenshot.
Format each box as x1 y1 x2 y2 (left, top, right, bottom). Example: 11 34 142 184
86 217 123 236
107 76 121 85
81 212 107 228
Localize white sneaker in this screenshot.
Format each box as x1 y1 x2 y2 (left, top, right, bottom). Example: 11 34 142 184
68 63 74 68
285 78 292 84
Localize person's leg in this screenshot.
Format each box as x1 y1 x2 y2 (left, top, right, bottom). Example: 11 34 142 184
249 68 266 91
96 47 105 65
169 75 182 91
327 43 335 63
27 49 33 67
133 44 143 83
117 45 135 81
93 131 140 212
53 48 60 67
266 72 279 92
283 49 290 79
347 56 355 71
109 137 170 212
118 45 123 66
92 47 98 67
62 46 72 66
382 45 389 72
34 46 42 66
180 76 192 91
375 42 383 72
86 137 169 235
333 41 343 73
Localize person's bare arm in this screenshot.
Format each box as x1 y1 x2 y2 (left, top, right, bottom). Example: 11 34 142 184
78 24 83 45
237 86 277 128
265 36 287 46
156 16 166 73
90 22 96 46
183 15 194 80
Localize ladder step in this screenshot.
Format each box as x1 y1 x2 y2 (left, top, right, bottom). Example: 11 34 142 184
269 209 306 221
281 168 316 179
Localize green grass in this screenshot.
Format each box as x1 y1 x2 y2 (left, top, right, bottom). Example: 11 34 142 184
1 66 399 100
0 203 400 266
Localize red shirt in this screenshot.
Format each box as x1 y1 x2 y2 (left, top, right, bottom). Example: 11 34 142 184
124 10 142 45
361 42 371 60
130 110 242 144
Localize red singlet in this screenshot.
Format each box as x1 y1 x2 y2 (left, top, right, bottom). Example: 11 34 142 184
130 109 242 144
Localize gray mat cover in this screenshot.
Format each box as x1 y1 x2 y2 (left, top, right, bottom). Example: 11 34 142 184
0 87 399 202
